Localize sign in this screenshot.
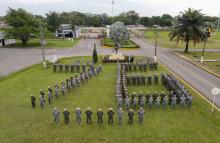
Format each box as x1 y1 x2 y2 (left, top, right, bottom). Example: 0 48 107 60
211 88 220 95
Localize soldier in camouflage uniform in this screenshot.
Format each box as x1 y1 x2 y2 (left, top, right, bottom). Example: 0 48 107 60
53 107 60 124
138 107 145 124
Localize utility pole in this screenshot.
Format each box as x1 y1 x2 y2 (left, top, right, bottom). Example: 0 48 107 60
154 29 159 62
39 22 46 68
201 36 207 63
112 0 114 17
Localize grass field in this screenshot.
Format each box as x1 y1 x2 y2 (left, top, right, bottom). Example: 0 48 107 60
0 56 220 143
145 30 220 49
3 38 80 48
104 38 139 48
178 51 220 72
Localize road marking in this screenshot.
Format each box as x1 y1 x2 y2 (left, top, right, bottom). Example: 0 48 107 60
160 53 216 88
135 38 220 111
166 64 193 67
159 61 220 112
88 40 93 49
180 64 216 88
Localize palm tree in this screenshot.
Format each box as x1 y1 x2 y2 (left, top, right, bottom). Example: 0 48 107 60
169 8 207 53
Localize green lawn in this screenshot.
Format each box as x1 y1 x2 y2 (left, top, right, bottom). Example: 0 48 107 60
145 30 220 49
104 38 139 48
3 38 80 48
178 51 220 72
0 56 220 143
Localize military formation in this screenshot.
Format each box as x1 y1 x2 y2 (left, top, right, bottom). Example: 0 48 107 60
121 61 158 72
30 65 102 109
30 57 193 127
115 61 193 110
126 74 159 86
53 60 95 73
52 107 145 125
161 73 193 108
116 61 128 98
116 90 193 110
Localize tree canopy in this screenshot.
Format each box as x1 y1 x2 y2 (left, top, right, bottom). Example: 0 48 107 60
169 8 207 53
5 8 38 45
46 11 60 32
110 22 130 53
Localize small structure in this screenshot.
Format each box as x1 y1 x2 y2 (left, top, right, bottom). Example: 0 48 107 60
56 24 80 38
109 53 125 60
0 21 10 29
0 32 5 46
106 25 111 38
80 27 106 38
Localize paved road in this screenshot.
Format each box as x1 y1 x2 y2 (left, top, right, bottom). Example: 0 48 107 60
0 39 101 77
1 37 220 109
132 37 220 108
0 38 153 77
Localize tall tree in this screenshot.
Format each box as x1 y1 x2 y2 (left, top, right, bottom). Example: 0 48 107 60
92 44 98 63
126 10 140 25
100 14 110 26
140 17 154 27
86 15 102 27
5 8 38 45
160 14 173 27
46 11 60 32
110 22 129 53
169 8 207 53
152 16 162 26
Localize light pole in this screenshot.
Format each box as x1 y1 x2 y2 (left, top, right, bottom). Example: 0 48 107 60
39 22 46 68
154 28 159 62
201 37 207 63
211 88 220 112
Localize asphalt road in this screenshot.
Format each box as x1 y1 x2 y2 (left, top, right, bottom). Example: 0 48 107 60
0 39 101 77
132 37 220 108
0 38 153 77
1 37 220 109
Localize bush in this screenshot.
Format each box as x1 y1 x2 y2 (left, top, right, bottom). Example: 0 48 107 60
102 55 135 63
103 38 140 49
93 45 98 63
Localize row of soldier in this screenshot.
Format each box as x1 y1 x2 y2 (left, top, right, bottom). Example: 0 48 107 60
53 107 145 125
161 73 193 108
126 74 159 86
116 62 193 109
117 91 193 110
53 60 96 73
31 65 103 109
116 62 128 98
121 61 158 72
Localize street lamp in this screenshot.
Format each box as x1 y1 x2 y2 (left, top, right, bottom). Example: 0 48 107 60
200 37 207 63
211 87 220 112
39 21 46 69
154 28 159 62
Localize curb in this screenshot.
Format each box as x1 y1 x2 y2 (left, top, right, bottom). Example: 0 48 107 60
159 61 220 112
169 51 220 79
102 46 139 51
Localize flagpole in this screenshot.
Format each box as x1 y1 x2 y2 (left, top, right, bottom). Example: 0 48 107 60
112 0 114 17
